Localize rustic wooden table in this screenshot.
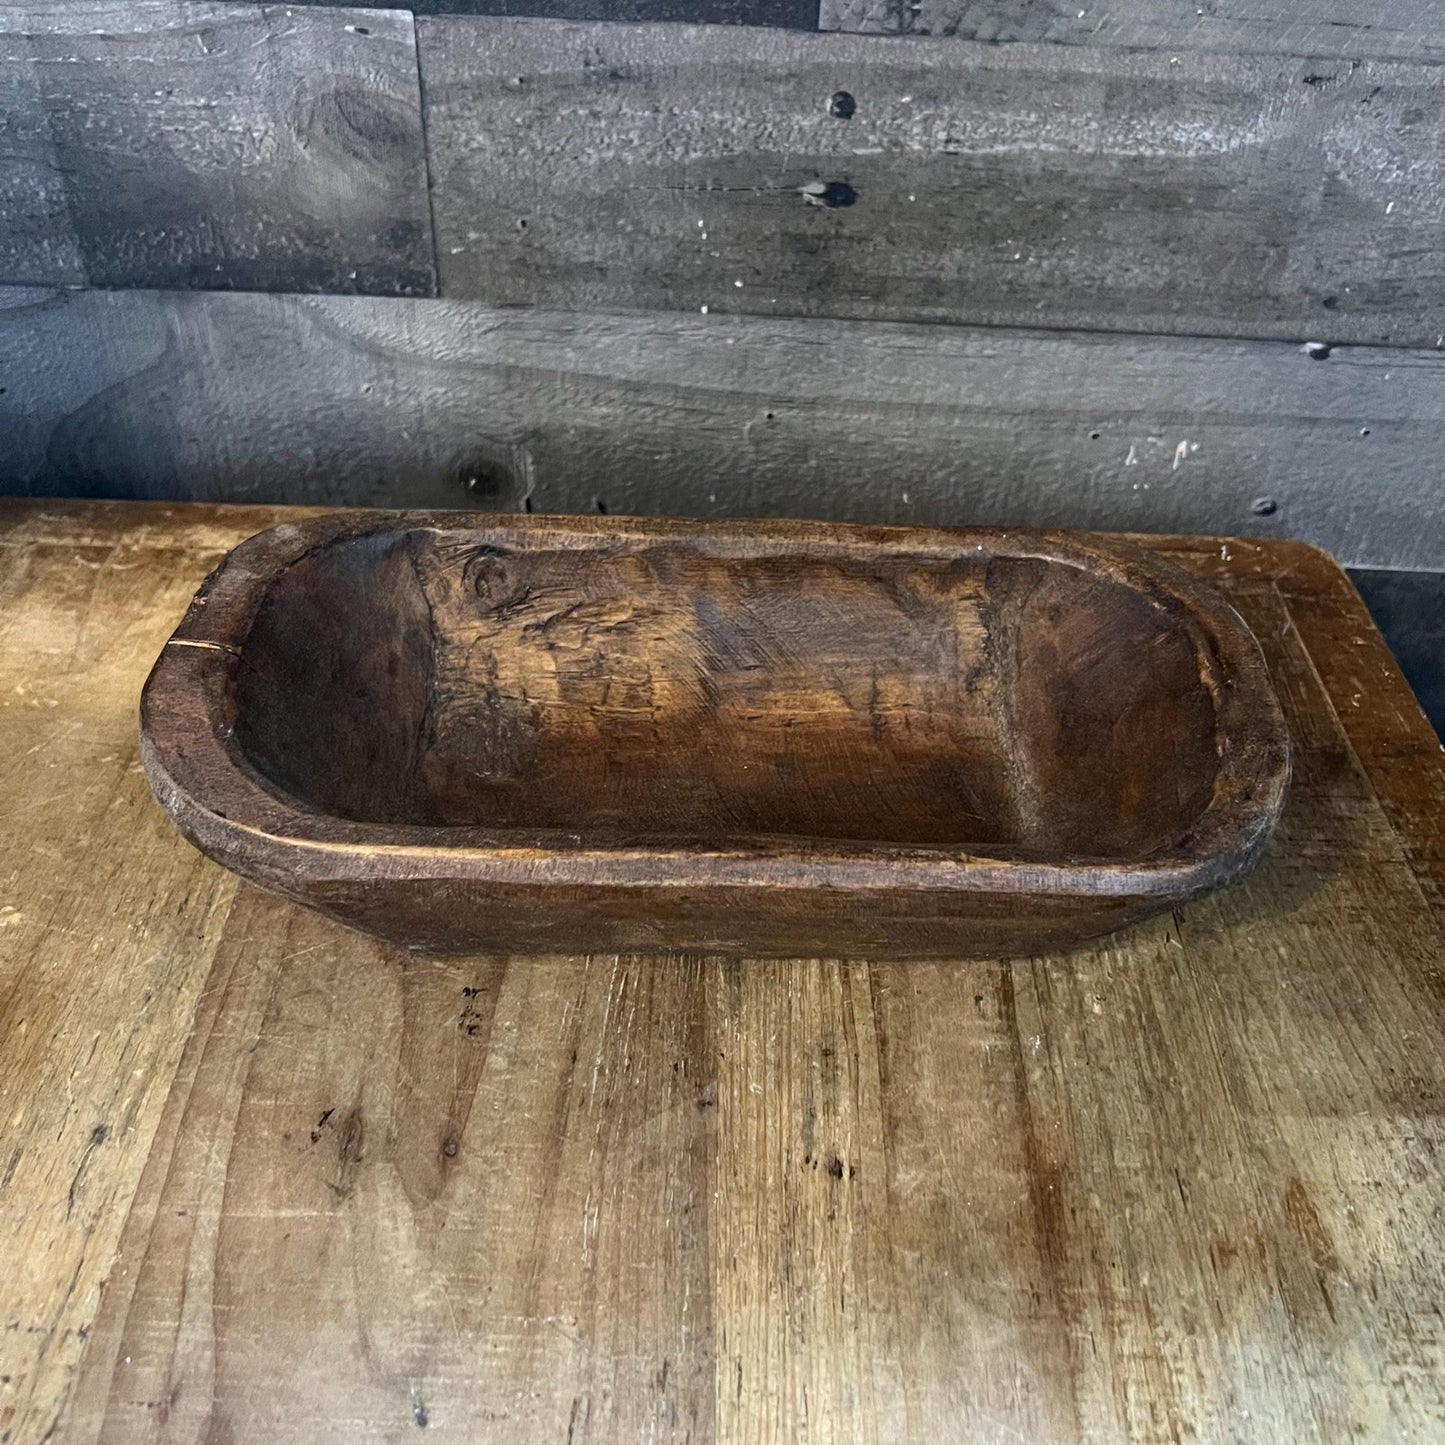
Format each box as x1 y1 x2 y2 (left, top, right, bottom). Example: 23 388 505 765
3 500 1444 1445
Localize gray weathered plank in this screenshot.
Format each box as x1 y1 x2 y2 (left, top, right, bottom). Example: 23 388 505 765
0 0 435 294
3 284 1442 569
336 0 820 24
819 0 1445 64
418 16 1445 347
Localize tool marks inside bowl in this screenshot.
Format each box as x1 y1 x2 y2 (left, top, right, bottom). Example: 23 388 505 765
232 528 1222 859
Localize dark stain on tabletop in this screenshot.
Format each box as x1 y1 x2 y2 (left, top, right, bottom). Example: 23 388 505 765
328 1107 366 1199
65 1123 110 1218
337 1108 365 1165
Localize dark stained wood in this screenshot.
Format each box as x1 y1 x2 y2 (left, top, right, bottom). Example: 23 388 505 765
139 511 1288 959
0 0 435 295
6 285 1444 571
1 500 1442 1441
418 17 1445 346
820 0 1445 63
1147 534 1445 928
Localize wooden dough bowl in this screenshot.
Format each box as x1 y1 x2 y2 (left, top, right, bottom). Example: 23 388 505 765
140 513 1289 960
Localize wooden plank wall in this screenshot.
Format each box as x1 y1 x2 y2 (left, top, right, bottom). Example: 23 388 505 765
819 0 1445 61
3 285 1441 569
1 0 1442 568
0 1 435 294
419 20 1445 346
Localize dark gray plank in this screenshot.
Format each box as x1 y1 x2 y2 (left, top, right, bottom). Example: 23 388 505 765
0 0 435 294
419 17 1445 346
820 0 1445 64
1351 569 1445 740
318 0 819 24
4 284 1443 569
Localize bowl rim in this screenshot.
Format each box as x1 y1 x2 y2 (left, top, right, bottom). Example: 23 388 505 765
139 510 1290 900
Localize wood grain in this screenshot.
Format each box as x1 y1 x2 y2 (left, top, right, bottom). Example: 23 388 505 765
139 512 1288 959
0 0 435 295
418 17 1445 346
0 505 266 1445
397 0 819 24
6 285 1445 570
1 501 1443 1442
59 910 716 1442
819 0 1445 63
1276 553 1445 930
